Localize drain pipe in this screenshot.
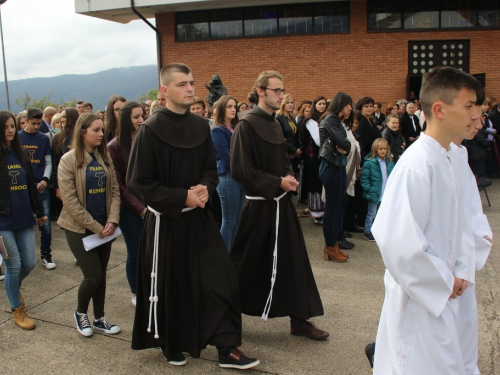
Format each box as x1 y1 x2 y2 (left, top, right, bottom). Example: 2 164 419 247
131 0 162 80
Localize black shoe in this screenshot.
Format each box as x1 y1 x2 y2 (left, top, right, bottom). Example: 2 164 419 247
219 348 260 370
353 226 365 233
365 342 375 369
339 239 354 249
344 231 353 238
363 232 376 242
343 238 354 246
41 254 57 270
160 347 187 366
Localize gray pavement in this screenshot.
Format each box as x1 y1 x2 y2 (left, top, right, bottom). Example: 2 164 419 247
1 184 500 374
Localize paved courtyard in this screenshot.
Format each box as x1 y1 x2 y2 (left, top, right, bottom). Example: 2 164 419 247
1 185 500 374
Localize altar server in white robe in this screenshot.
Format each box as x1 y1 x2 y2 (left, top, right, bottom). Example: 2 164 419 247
372 66 483 375
451 99 492 375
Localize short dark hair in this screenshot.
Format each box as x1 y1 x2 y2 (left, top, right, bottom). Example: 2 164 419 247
356 96 375 112
160 63 192 86
26 108 43 120
420 66 482 121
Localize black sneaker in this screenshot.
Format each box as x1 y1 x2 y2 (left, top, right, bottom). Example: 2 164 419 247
219 348 260 370
159 347 187 366
41 254 57 270
365 342 375 369
93 317 121 334
363 232 376 242
0 268 4 281
74 311 93 337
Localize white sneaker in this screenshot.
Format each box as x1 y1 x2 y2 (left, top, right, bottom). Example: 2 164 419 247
41 255 57 270
132 295 136 307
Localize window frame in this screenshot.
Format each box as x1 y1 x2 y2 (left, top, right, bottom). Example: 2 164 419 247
174 1 350 42
367 0 500 32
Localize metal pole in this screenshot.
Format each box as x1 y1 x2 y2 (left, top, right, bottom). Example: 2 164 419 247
0 6 10 111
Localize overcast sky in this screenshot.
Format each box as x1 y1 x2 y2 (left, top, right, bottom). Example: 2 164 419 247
0 0 157 81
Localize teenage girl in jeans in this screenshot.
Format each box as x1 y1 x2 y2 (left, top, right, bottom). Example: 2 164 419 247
211 95 245 251
57 113 121 337
0 111 47 329
108 101 146 306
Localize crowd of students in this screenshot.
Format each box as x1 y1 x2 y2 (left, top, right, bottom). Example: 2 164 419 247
0 64 495 373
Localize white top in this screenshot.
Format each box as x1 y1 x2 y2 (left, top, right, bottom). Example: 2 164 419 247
305 119 320 147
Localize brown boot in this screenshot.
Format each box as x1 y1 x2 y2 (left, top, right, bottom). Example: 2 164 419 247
323 244 347 263
334 243 350 259
12 305 36 330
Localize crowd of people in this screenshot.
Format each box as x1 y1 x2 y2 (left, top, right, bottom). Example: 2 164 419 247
0 63 495 373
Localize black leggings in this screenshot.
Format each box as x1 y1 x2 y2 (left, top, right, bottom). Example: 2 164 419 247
65 230 112 318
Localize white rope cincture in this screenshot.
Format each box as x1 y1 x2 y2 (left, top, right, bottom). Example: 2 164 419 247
146 205 195 339
245 191 287 320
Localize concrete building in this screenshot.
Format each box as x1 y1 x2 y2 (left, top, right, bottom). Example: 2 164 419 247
76 0 500 107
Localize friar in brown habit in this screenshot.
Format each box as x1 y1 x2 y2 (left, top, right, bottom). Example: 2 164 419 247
230 71 329 340
127 63 259 370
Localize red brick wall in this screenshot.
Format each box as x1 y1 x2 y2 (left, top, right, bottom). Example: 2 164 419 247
156 0 500 110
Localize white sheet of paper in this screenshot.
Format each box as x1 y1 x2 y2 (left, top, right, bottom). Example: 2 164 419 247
82 227 122 251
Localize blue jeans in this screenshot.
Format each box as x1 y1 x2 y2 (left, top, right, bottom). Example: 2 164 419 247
39 188 52 257
0 226 36 309
217 174 245 252
320 164 346 246
119 208 142 294
364 201 380 233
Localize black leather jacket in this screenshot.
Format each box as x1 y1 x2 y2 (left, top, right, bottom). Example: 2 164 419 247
318 114 351 167
0 148 45 217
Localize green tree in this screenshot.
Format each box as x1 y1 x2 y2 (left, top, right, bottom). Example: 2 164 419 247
31 93 59 110
60 98 77 108
138 89 158 102
15 93 33 110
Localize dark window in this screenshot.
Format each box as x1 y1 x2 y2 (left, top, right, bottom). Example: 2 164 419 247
314 2 349 33
403 1 440 29
368 0 499 30
244 7 278 36
176 12 209 41
279 4 313 35
175 2 350 41
441 0 477 28
478 1 500 27
367 1 402 30
210 9 243 38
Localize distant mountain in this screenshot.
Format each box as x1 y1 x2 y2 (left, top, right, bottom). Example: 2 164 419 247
0 65 159 113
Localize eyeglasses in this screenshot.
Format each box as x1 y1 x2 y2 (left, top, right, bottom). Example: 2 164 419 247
261 87 286 96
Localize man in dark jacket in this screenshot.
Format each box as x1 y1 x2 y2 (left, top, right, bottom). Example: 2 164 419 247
401 102 421 147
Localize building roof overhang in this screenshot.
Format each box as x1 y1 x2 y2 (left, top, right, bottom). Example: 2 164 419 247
75 0 332 23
